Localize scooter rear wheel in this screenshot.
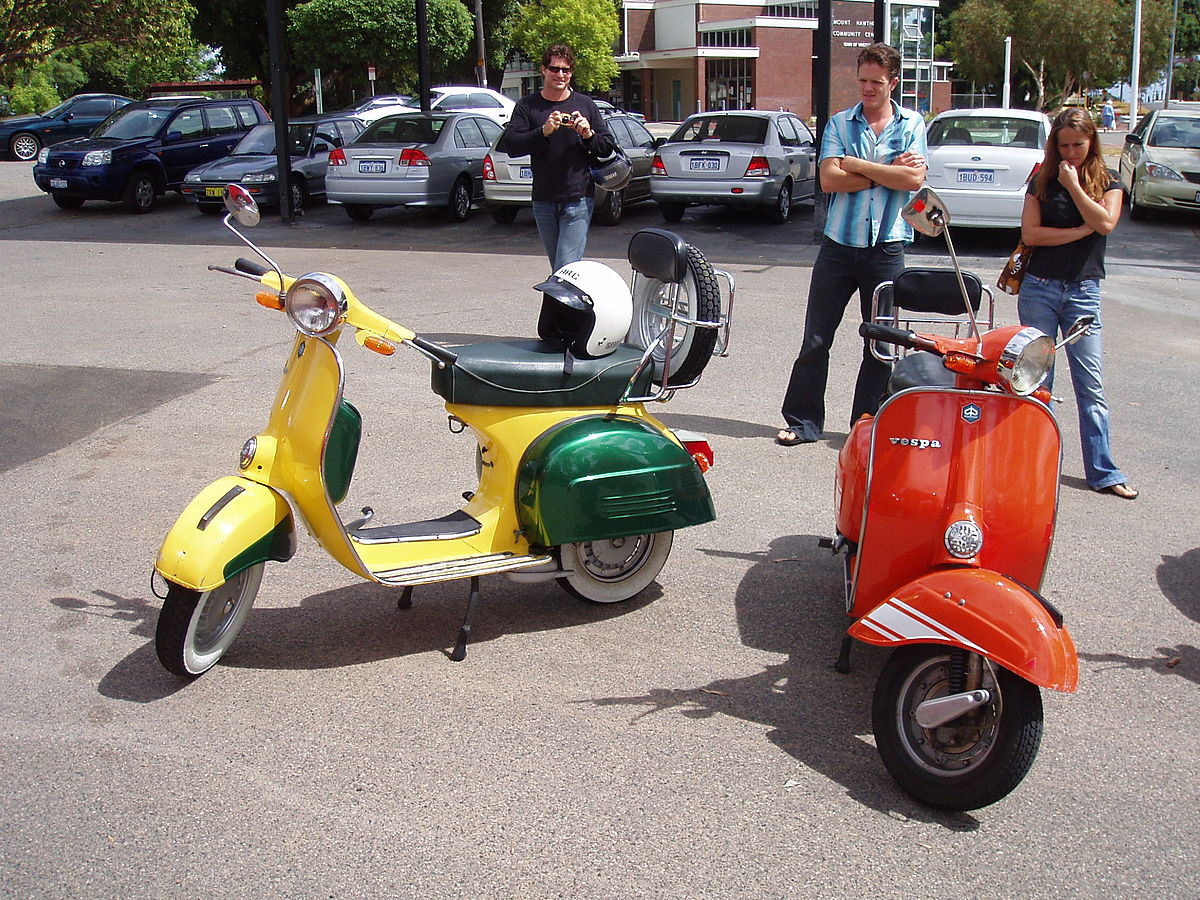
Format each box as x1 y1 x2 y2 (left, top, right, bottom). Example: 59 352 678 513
155 564 264 679
557 531 673 603
872 645 1043 810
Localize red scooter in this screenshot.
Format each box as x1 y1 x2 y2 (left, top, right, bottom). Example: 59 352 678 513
825 187 1092 810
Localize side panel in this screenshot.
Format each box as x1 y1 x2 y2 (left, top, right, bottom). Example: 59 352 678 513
850 388 1060 615
848 568 1078 691
517 416 714 546
156 476 295 593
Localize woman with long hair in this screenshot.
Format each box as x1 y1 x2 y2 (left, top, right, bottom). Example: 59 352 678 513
1019 108 1137 499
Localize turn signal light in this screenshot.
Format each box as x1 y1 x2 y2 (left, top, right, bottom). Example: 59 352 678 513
482 154 495 181
256 291 285 310
682 439 714 472
363 335 396 355
329 148 347 167
651 155 666 176
745 156 770 177
399 148 431 167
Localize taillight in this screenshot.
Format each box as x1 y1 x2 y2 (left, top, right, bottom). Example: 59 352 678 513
745 156 770 177
329 148 347 167
1027 162 1042 181
673 430 714 472
651 154 666 176
399 148 431 167
482 153 495 181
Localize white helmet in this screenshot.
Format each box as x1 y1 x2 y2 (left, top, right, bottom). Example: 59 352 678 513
535 261 632 359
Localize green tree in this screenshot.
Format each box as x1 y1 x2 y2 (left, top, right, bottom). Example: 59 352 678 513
288 0 474 95
0 0 195 70
511 0 620 92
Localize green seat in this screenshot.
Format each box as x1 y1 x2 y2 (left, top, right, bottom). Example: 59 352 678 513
431 340 652 408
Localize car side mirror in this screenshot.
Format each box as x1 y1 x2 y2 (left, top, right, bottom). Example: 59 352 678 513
63 112 75 122
653 137 666 148
165 131 184 144
1125 133 1143 145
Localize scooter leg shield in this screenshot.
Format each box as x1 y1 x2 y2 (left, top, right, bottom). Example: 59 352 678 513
848 568 1078 692
156 476 295 593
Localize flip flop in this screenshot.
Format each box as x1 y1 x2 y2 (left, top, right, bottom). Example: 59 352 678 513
1100 483 1139 500
775 429 816 446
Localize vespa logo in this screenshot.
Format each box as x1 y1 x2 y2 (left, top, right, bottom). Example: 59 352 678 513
889 437 942 449
961 403 982 423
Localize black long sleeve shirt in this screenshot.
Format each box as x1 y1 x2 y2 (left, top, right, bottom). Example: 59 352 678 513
501 92 617 203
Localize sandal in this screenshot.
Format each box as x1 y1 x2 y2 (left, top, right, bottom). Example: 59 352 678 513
1100 483 1139 500
776 429 817 446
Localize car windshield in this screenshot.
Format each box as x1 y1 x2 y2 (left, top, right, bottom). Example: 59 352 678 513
234 123 314 155
1149 117 1200 149
359 116 444 143
95 106 172 140
670 115 768 144
928 116 1044 149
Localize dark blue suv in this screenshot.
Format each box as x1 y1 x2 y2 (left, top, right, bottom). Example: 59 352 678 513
33 96 270 213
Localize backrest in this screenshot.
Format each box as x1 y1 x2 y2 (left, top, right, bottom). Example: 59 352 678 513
944 126 973 145
892 268 982 315
628 228 689 283
1013 125 1040 148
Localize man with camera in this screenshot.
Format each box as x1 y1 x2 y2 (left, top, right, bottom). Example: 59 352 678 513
501 43 617 271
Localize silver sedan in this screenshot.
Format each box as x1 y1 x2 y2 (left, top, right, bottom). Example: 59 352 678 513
650 110 817 224
325 112 504 222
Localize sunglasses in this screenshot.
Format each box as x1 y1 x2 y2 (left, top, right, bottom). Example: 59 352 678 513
545 65 572 74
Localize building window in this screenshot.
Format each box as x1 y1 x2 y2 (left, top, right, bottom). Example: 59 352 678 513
705 59 755 110
763 1 817 17
699 29 752 48
891 4 935 113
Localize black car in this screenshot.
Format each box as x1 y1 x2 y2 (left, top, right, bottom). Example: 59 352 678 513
32 96 270 213
0 93 133 161
182 115 363 213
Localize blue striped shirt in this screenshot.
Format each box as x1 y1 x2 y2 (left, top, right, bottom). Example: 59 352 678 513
821 100 928 247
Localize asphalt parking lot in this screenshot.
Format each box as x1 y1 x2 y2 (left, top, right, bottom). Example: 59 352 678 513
1 159 1198 898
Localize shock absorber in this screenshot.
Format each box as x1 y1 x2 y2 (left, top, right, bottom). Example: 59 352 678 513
948 648 968 694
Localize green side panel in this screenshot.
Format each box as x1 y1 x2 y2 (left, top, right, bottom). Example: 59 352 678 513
222 513 296 580
323 399 362 505
517 416 715 546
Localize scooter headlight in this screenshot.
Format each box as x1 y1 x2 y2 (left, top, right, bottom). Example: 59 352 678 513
945 520 983 559
999 327 1055 395
285 273 346 336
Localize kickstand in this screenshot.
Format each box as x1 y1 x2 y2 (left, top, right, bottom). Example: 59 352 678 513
834 635 853 674
450 576 482 662
397 586 413 610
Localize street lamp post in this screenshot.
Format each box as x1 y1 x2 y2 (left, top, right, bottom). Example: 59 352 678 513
1129 0 1142 130
1164 0 1180 108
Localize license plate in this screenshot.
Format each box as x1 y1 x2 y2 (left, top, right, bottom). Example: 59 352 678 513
957 169 994 184
519 166 532 180
204 187 224 198
50 178 67 189
1195 190 1200 203
359 160 387 174
689 158 721 171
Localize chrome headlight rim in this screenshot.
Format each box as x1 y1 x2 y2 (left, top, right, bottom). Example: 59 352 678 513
945 519 984 559
285 273 347 337
1000 327 1054 395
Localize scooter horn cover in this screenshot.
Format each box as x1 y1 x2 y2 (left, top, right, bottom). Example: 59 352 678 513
589 146 632 192
535 261 633 359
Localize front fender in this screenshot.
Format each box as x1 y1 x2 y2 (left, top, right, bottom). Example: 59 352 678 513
848 568 1078 692
155 476 295 593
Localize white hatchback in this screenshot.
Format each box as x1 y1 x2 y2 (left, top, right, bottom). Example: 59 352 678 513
924 108 1052 229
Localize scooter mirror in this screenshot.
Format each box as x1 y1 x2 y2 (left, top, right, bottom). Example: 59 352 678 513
1058 315 1095 349
902 187 950 238
223 184 260 227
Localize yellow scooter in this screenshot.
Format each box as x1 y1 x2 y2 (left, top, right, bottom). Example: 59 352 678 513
152 186 734 678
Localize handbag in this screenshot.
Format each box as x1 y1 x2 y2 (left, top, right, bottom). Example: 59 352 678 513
996 241 1032 295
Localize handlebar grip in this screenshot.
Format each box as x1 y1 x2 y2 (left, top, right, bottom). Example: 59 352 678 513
860 322 917 347
411 336 458 366
235 257 270 277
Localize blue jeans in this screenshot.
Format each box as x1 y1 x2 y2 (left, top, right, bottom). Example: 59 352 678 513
780 239 906 439
532 198 594 271
1018 274 1126 491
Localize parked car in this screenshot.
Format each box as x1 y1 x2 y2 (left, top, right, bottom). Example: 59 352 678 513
1119 108 1200 220
422 86 515 124
33 96 270 212
924 107 1052 229
650 109 817 224
325 111 503 222
182 115 363 213
482 112 660 226
593 99 645 122
1 93 133 161
340 94 418 124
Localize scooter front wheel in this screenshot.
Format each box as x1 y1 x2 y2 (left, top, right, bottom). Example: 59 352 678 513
872 645 1044 811
557 531 673 603
155 564 264 679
